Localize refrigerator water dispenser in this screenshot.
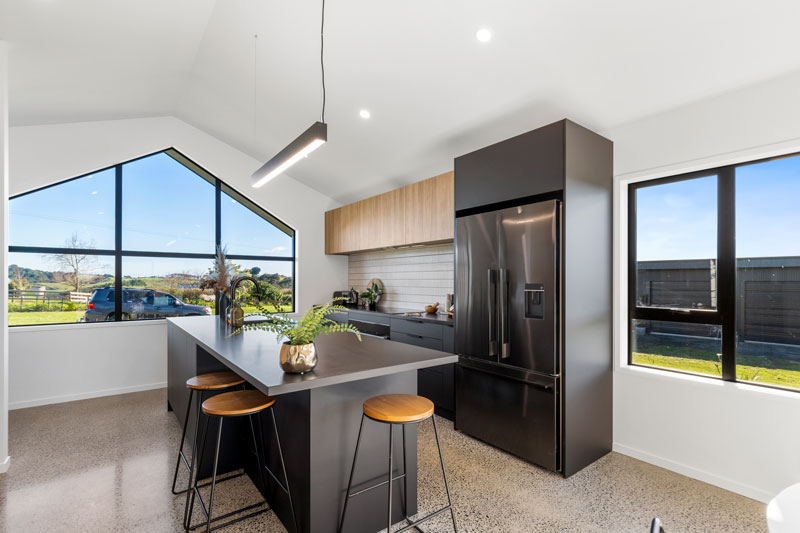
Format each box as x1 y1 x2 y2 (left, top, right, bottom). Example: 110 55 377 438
524 283 545 319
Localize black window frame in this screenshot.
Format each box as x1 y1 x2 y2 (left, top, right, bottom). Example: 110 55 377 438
628 150 799 393
9 148 296 326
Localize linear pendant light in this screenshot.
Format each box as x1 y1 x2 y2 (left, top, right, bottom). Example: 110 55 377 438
251 0 328 188
251 122 327 187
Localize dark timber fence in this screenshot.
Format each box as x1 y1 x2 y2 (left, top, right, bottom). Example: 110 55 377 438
636 257 800 346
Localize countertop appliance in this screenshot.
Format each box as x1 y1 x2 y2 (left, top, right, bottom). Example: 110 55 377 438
332 289 359 307
455 198 561 471
454 118 613 477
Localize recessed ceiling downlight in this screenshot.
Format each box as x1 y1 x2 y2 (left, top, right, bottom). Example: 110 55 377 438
476 28 492 43
359 109 371 119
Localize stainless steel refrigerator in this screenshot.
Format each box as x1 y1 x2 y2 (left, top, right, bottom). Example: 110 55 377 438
455 198 561 472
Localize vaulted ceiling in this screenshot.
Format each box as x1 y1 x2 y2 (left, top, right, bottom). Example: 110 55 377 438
5 0 800 203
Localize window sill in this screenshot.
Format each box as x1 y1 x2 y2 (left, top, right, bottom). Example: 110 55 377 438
9 319 169 334
616 363 800 402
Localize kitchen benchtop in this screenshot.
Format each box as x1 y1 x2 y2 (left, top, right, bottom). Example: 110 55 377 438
167 315 457 396
338 305 454 326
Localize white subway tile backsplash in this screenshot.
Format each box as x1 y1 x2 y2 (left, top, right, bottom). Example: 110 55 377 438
347 244 454 312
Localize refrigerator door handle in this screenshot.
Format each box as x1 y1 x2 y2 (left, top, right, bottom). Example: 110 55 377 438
488 269 497 357
499 268 510 358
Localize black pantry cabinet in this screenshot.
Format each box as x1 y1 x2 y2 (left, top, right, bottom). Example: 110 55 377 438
454 119 613 477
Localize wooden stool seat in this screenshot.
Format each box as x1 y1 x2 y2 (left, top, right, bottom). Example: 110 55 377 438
202 389 276 417
363 394 434 423
186 370 245 390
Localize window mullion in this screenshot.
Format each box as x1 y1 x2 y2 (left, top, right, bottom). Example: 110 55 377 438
718 169 737 381
114 164 123 322
215 179 221 250
627 184 637 365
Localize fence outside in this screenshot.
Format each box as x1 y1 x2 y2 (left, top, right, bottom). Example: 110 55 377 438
9 288 92 311
636 257 800 345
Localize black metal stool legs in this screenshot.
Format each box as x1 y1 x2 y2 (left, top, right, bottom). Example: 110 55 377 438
172 388 196 495
387 423 394 533
432 416 458 533
402 424 408 522
339 415 458 533
184 407 209 530
204 417 225 532
184 406 296 532
338 413 365 533
268 407 300 533
175 389 244 501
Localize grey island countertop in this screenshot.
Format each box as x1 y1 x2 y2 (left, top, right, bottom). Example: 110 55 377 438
167 315 457 396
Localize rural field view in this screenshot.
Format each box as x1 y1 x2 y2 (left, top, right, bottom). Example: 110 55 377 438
8 259 293 326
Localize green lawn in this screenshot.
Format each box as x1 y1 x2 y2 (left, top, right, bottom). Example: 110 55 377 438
242 304 292 314
9 311 85 326
8 305 292 326
633 345 800 390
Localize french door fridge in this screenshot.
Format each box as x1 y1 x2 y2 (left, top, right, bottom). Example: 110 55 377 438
454 198 561 471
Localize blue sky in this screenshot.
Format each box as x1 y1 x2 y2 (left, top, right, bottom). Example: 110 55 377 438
9 152 293 277
637 154 800 261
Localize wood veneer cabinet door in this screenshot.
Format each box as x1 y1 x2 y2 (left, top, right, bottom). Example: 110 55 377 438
338 201 361 252
376 188 406 247
324 209 340 254
325 203 358 254
404 171 454 244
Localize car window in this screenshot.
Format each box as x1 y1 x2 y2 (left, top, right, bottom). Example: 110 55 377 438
152 292 174 307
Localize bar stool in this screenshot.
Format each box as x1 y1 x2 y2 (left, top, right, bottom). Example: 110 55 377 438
184 389 298 533
338 394 458 533
172 371 246 496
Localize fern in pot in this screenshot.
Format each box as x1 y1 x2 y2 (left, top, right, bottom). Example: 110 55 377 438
245 298 361 374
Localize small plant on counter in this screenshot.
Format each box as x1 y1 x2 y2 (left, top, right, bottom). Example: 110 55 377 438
241 298 361 374
359 282 383 309
249 298 362 344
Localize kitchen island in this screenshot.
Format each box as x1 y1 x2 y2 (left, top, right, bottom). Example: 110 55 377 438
167 315 458 533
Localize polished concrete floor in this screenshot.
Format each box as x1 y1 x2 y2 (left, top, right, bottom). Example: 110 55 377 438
0 389 766 532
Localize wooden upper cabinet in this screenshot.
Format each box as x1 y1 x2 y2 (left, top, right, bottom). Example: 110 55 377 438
324 201 361 254
325 171 454 254
404 171 454 245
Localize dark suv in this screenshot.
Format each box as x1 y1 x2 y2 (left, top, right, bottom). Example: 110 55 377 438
85 288 212 322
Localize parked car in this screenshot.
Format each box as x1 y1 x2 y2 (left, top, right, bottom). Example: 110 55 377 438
84 287 212 322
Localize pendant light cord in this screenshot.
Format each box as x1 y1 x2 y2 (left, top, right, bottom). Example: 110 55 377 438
321 0 326 123
253 34 258 146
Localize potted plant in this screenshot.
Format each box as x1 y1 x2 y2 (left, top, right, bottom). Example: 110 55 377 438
360 281 383 311
244 298 361 374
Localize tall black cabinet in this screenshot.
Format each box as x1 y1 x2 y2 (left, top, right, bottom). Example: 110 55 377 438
453 119 613 477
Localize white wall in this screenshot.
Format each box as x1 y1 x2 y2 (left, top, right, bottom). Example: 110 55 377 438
606 68 800 503
7 116 348 409
9 322 167 409
0 41 10 473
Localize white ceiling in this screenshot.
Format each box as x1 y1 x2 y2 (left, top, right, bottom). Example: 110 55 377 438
5 0 800 203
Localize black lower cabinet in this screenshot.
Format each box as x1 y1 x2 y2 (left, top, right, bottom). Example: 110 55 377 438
418 365 455 420
389 320 456 421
